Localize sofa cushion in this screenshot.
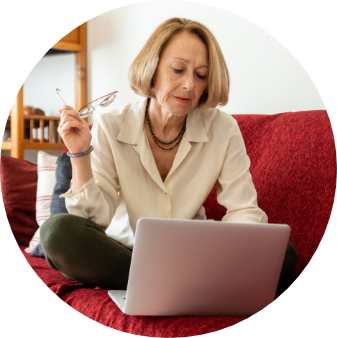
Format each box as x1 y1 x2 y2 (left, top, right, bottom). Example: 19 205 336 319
50 152 72 216
36 151 58 226
1 156 38 246
25 152 58 254
31 153 73 258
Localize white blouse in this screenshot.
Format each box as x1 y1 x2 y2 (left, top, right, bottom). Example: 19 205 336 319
62 98 268 249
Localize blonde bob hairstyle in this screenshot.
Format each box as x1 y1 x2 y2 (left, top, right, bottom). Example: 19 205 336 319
128 17 230 112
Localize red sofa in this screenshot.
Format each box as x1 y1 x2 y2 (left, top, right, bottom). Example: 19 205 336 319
1 110 335 337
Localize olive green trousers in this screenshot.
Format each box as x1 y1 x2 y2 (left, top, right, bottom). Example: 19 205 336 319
40 213 297 290
40 214 132 290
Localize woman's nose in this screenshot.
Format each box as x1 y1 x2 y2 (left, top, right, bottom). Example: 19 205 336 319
182 73 195 90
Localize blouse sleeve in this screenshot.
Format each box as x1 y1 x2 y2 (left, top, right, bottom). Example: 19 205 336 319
62 118 121 231
217 119 268 224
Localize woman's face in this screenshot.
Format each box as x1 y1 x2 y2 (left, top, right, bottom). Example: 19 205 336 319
152 31 209 117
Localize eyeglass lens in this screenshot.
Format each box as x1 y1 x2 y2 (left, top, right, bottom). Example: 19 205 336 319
78 93 117 118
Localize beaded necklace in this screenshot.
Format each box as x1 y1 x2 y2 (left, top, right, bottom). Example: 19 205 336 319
145 98 186 151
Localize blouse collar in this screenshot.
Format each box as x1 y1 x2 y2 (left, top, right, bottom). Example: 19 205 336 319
117 97 210 145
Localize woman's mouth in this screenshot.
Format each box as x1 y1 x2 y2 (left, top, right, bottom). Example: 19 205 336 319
174 96 191 104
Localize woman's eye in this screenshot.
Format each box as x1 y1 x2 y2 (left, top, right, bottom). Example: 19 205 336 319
172 68 206 79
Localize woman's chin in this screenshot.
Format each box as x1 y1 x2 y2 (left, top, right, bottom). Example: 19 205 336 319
167 102 196 116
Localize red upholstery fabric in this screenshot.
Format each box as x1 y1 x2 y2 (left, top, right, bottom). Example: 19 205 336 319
4 110 336 336
1 156 39 246
204 110 336 279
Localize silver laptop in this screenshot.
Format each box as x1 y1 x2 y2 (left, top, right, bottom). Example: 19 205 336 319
108 218 290 317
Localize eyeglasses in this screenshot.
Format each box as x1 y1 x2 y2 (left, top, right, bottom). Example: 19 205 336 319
56 88 118 118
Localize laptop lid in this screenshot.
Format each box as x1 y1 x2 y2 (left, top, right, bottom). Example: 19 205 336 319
124 218 290 317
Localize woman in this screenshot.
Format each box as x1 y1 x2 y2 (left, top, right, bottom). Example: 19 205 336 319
41 18 297 290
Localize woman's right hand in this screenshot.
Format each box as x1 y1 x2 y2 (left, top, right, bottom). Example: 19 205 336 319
58 105 92 154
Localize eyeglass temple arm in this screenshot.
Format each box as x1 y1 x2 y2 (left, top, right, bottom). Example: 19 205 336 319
79 91 118 112
56 88 67 105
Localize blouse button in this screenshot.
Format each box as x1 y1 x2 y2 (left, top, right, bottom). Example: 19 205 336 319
163 190 167 194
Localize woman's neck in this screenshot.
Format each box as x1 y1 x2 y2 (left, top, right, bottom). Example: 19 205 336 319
147 98 186 141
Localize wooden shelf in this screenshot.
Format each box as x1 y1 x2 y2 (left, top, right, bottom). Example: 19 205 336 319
4 115 63 142
23 115 62 121
2 142 11 150
2 23 86 159
22 142 65 150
